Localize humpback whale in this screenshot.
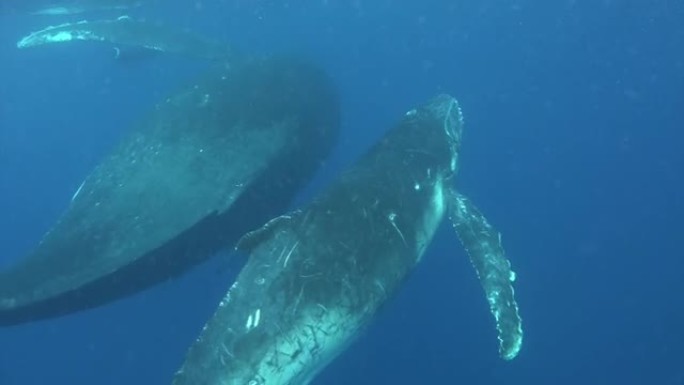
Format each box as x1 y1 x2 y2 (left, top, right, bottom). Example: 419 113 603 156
0 56 339 326
3 0 143 16
173 94 523 384
17 16 233 62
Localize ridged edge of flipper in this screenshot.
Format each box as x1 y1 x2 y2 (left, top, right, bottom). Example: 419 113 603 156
447 189 523 360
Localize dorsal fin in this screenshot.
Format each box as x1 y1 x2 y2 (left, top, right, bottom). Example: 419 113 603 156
236 211 300 253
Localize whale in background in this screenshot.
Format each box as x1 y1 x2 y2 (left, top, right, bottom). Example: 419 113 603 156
4 0 144 15
17 16 233 62
174 94 523 384
0 56 340 326
1 0 143 15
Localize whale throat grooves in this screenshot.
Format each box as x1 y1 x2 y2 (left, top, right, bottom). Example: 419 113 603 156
447 190 524 360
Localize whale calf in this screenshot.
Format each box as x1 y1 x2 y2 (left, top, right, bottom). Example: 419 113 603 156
0 56 339 326
17 16 233 62
173 94 523 384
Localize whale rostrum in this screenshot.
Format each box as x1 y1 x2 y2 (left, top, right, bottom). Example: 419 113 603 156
0 56 339 326
173 94 523 385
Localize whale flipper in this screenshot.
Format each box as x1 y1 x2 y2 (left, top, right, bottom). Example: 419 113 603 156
174 94 523 384
17 16 232 61
448 191 523 360
0 57 339 326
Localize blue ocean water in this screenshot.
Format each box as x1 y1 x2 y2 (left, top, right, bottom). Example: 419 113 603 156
0 1 682 384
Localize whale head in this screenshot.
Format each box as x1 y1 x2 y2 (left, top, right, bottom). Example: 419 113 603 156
402 94 464 177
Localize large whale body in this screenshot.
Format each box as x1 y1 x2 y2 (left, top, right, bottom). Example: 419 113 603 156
0 56 339 326
174 94 523 384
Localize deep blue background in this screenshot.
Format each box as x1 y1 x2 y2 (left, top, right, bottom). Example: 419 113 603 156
1 1 682 384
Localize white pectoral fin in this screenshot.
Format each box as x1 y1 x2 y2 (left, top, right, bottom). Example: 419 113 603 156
447 189 523 360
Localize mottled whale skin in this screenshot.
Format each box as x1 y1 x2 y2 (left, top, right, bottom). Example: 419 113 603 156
17 16 233 62
0 56 339 326
173 95 523 384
